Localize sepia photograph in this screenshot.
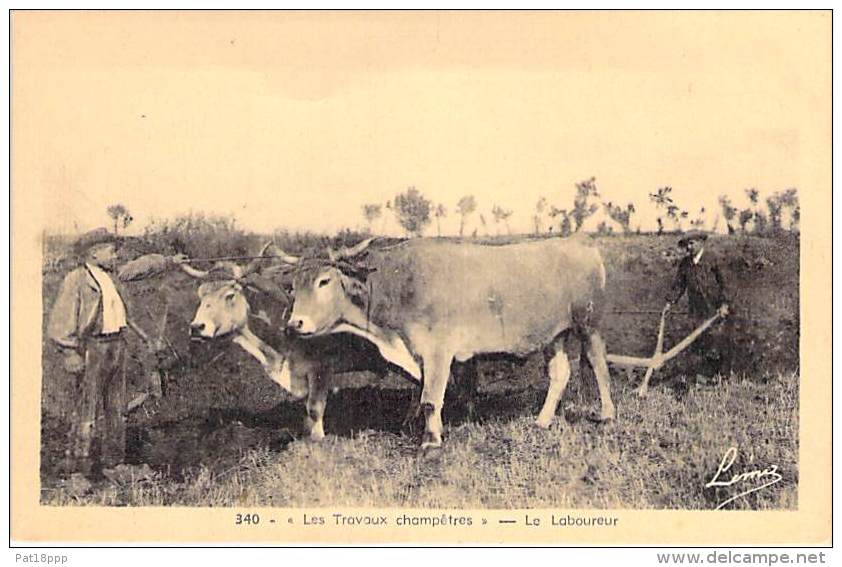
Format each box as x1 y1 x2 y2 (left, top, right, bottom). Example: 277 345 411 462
11 9 830 545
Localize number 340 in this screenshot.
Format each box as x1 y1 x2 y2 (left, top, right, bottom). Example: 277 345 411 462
235 513 260 525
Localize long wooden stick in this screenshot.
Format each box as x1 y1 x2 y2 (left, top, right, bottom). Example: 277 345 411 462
184 255 278 263
658 312 722 364
635 305 669 396
606 311 722 369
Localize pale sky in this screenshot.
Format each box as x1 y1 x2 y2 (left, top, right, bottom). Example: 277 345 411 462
12 11 830 236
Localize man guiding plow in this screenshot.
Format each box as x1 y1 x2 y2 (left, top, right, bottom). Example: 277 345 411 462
607 230 732 396
665 231 732 381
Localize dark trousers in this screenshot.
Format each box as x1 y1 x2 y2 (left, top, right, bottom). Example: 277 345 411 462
689 315 735 378
67 335 127 472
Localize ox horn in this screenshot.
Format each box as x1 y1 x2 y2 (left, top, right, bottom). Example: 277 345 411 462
242 242 300 277
263 241 300 265
328 237 376 262
273 248 301 265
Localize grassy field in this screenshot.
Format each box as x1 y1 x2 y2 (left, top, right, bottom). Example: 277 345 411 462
42 373 798 509
39 232 799 509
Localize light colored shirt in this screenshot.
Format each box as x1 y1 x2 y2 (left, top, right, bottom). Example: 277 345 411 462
86 263 127 334
693 247 705 265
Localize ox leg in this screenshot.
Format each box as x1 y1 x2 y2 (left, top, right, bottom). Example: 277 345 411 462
420 351 451 452
585 332 616 421
450 359 478 421
536 348 571 429
306 373 329 441
402 383 423 429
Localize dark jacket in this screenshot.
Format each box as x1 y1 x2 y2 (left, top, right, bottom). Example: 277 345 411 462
667 250 729 318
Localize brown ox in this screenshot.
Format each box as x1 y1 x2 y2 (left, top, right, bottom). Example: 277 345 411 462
285 237 616 453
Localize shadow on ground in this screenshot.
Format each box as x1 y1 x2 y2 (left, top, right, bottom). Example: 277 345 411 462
42 361 705 486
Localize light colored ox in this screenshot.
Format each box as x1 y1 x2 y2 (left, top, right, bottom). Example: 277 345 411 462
284 236 616 453
185 250 412 441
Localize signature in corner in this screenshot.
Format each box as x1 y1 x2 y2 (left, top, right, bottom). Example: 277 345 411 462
705 446 783 510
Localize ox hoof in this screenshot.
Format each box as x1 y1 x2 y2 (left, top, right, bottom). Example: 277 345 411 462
417 443 443 462
635 386 649 398
587 410 616 424
534 416 554 429
308 423 325 442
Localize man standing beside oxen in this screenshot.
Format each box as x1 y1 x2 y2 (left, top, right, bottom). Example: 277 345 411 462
48 228 190 481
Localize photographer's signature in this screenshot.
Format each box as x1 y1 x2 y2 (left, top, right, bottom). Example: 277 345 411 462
705 446 783 510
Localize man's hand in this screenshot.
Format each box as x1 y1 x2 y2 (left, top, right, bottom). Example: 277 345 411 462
63 352 85 374
718 304 730 318
171 253 189 264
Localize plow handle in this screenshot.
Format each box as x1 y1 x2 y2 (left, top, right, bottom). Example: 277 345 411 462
636 304 669 395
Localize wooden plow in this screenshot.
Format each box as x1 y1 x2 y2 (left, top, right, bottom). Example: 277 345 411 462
606 307 725 397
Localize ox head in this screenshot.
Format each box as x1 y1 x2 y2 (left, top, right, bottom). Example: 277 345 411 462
190 280 249 339
186 241 299 339
287 238 375 336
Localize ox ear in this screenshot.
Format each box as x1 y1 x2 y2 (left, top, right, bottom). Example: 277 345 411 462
224 282 243 302
339 273 369 309
223 282 243 303
197 282 213 298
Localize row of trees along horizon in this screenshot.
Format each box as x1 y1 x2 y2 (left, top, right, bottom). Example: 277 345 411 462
100 178 800 240
360 179 800 237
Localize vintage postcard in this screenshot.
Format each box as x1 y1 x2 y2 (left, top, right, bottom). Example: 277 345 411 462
10 10 831 545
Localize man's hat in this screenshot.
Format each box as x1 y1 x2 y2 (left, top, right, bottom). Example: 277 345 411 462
73 227 122 256
677 230 709 247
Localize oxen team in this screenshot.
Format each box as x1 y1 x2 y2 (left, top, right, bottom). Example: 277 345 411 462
188 236 616 454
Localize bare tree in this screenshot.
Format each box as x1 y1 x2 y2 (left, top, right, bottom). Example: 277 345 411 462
456 195 477 237
666 205 689 231
383 200 393 233
571 177 600 232
689 207 706 230
433 203 447 236
743 187 767 234
790 203 800 232
718 195 737 234
596 221 613 235
106 203 133 235
649 187 674 235
549 206 572 236
393 187 432 237
767 188 799 233
361 203 382 234
603 201 635 234
491 204 513 235
479 214 489 236
533 196 548 234
738 209 753 233
746 187 760 207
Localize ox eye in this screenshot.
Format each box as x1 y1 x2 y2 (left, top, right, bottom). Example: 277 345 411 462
318 278 331 288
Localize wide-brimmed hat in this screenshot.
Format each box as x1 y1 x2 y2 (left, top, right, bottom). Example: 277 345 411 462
677 230 709 247
73 227 123 256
